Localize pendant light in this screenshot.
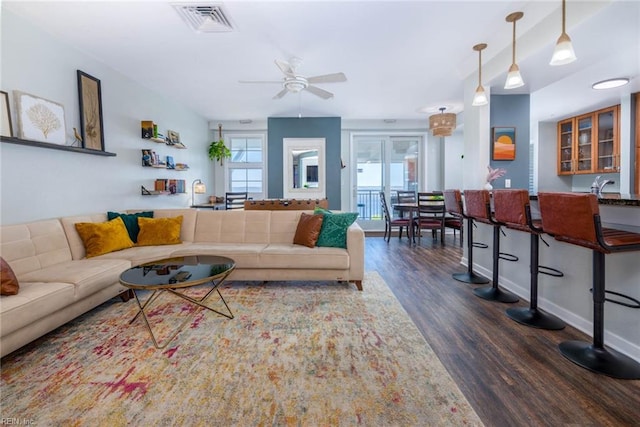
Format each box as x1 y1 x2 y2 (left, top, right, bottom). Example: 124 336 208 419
504 12 524 89
472 43 488 107
429 107 457 137
550 0 577 65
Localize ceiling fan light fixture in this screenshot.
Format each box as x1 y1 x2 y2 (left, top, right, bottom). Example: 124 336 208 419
504 12 524 90
429 107 456 137
550 0 577 66
472 43 488 107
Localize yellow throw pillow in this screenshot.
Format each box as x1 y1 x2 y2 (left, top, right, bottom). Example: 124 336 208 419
136 216 183 246
75 216 134 258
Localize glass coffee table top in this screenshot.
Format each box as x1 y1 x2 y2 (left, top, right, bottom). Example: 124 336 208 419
119 255 235 290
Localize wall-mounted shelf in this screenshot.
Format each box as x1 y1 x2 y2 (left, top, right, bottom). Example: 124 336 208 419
141 186 186 196
1 136 116 157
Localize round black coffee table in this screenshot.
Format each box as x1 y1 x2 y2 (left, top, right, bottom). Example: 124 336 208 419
119 255 235 349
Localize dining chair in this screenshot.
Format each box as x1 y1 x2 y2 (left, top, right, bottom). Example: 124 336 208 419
380 192 411 242
413 191 446 246
395 190 416 218
225 192 248 210
443 191 464 247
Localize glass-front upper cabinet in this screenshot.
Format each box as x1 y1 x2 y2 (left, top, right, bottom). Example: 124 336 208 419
556 105 619 175
595 106 619 173
558 119 574 174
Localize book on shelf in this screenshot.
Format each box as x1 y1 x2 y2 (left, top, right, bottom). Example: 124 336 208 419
141 121 154 139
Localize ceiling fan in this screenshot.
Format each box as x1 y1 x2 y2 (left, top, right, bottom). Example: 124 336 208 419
239 57 347 100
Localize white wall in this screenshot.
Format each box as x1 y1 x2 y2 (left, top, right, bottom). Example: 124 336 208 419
1 10 212 225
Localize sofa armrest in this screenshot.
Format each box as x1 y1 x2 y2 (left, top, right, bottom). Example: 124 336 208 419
346 222 365 282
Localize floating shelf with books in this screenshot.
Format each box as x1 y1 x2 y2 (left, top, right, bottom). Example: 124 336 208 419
141 179 187 196
141 149 189 170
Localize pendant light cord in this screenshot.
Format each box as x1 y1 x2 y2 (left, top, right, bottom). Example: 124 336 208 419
562 0 566 34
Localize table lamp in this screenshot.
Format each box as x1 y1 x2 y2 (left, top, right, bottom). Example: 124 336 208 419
191 179 206 207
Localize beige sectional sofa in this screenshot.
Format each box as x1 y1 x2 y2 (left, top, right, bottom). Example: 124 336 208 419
0 208 364 357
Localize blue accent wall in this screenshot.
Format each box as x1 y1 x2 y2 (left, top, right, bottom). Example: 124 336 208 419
489 94 530 190
267 117 342 209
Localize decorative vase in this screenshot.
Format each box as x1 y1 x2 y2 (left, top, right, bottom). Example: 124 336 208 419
484 182 493 191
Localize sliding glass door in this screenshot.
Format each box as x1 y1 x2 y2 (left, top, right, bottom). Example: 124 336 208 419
353 135 420 229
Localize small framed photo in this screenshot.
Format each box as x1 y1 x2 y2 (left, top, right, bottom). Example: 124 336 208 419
77 70 105 151
14 90 67 145
492 126 516 161
1 91 13 137
167 130 180 145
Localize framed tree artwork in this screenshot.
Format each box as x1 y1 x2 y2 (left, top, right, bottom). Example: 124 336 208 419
491 126 516 161
14 90 67 145
77 70 105 151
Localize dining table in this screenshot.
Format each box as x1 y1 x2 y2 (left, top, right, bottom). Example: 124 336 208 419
392 202 419 245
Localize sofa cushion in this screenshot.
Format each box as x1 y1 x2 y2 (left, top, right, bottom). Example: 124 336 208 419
314 208 359 248
18 259 131 300
75 217 135 258
150 209 197 242
260 244 350 269
1 219 74 274
293 213 324 248
171 243 268 268
94 243 190 266
107 211 153 242
1 257 19 295
137 216 183 246
193 211 271 244
0 281 76 337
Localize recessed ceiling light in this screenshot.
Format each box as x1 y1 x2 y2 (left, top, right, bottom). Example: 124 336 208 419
592 78 629 90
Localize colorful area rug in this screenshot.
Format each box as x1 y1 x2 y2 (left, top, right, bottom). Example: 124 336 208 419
1 272 482 426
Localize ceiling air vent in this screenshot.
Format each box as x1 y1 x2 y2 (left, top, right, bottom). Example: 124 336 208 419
172 3 234 33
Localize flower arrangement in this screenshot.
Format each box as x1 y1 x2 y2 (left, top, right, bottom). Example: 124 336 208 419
486 165 507 183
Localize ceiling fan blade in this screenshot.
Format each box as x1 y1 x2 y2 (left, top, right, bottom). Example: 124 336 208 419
274 59 294 76
273 88 289 99
306 72 347 84
306 85 334 100
238 80 282 84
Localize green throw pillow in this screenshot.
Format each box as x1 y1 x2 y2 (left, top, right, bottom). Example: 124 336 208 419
313 207 358 248
107 211 153 243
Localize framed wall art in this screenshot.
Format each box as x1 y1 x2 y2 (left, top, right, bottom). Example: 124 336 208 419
491 126 516 161
77 70 105 151
1 91 13 137
14 90 67 145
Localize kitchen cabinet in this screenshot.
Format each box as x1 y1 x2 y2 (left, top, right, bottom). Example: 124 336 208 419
557 105 619 175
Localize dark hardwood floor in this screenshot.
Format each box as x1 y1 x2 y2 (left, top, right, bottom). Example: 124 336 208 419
364 233 640 427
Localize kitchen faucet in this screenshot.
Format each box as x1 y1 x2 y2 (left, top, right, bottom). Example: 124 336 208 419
590 175 614 197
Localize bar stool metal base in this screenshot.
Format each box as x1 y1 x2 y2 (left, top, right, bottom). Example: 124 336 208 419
452 271 489 285
506 307 565 330
473 285 519 303
559 340 640 380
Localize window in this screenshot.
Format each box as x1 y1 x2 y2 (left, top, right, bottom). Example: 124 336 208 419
226 134 266 198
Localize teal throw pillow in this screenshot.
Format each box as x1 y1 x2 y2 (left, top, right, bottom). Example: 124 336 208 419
107 211 153 243
314 208 358 248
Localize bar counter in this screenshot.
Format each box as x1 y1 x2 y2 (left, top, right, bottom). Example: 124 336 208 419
463 194 639 364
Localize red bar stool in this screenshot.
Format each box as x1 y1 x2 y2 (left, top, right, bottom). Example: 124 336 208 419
538 192 640 379
464 190 519 303
493 189 565 330
444 189 489 284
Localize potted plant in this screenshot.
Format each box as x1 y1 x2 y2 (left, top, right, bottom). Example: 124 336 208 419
208 124 231 165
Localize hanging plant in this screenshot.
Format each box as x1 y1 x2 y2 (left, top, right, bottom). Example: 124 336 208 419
208 123 231 165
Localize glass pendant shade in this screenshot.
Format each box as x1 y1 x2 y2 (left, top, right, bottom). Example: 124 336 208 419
504 63 524 89
472 43 488 107
550 0 577 66
504 12 524 90
472 85 488 106
550 32 577 66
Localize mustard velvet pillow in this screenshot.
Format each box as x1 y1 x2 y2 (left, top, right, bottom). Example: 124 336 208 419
136 216 183 246
75 216 135 258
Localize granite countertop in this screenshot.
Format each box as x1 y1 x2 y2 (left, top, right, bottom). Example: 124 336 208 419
529 193 640 207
